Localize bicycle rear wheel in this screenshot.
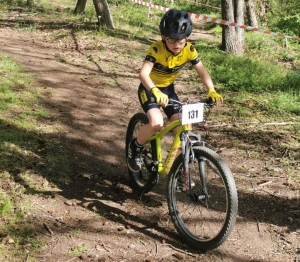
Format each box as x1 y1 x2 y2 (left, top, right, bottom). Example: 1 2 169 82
167 146 238 250
125 113 158 193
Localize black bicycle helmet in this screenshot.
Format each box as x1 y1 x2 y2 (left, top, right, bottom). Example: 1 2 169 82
159 9 192 39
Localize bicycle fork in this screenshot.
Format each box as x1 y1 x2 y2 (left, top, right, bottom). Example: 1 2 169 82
180 132 209 203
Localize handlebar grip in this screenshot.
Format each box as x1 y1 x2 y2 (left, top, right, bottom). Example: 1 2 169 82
149 96 174 107
149 96 176 105
199 98 211 103
149 96 213 106
149 96 156 103
200 97 214 105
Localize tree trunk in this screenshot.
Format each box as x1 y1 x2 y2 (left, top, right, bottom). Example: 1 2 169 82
74 0 88 15
221 0 237 53
256 0 267 26
234 0 245 55
245 0 258 27
27 0 33 7
93 0 115 29
221 0 246 55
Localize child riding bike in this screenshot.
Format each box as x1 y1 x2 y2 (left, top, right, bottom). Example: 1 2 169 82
127 8 223 172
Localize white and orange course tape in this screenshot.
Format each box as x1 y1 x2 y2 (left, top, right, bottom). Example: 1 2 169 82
129 0 300 41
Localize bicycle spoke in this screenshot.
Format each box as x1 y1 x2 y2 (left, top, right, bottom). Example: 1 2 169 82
168 146 237 250
126 113 158 193
176 160 227 239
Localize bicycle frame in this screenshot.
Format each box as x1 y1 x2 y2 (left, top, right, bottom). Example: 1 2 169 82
126 100 238 250
145 119 192 177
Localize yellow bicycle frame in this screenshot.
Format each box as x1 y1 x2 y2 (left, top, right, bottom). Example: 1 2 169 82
146 120 193 177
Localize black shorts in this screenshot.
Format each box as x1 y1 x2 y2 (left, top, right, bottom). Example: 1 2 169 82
137 83 180 120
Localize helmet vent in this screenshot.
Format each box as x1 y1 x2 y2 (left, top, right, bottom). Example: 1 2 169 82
180 24 187 33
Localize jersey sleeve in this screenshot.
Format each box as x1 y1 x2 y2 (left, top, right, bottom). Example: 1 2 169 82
144 43 159 64
188 43 200 65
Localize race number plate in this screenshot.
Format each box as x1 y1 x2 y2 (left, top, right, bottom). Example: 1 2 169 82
181 103 204 125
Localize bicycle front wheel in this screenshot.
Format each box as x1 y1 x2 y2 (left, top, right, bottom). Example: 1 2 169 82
125 113 158 193
167 146 238 250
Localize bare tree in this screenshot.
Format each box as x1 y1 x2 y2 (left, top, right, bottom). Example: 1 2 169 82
93 0 115 29
221 0 237 53
74 0 88 15
73 0 114 29
245 0 258 27
234 0 245 55
221 0 245 55
256 0 268 26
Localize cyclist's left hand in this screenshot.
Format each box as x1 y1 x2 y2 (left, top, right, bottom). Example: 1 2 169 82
207 89 223 106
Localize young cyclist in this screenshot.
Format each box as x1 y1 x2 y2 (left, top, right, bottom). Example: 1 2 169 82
127 8 223 172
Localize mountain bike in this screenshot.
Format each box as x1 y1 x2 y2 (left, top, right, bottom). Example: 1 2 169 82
125 98 238 250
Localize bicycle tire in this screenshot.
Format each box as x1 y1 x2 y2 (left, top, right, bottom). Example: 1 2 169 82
167 146 238 250
125 113 158 193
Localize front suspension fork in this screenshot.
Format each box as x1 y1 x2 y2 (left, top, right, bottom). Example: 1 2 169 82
180 132 195 199
180 132 209 202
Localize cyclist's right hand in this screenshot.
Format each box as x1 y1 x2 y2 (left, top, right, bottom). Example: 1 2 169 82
151 87 169 107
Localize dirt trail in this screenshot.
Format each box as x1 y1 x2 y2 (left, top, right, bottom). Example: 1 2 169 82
0 26 299 262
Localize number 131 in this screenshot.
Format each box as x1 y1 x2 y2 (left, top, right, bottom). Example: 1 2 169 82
188 110 198 119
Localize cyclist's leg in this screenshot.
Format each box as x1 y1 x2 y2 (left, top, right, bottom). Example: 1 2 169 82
162 83 180 133
127 84 163 171
136 84 164 144
136 108 163 145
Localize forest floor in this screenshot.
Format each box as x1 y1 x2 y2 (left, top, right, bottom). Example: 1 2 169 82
0 11 299 262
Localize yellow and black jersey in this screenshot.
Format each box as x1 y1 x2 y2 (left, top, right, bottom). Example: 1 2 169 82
145 40 200 87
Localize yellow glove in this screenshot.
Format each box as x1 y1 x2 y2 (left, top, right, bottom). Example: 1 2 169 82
207 89 223 103
151 87 169 106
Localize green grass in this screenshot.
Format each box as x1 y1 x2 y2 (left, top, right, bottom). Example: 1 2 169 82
1 0 298 167
0 0 299 260
0 54 69 260
0 196 13 215
1 0 298 186
68 244 90 256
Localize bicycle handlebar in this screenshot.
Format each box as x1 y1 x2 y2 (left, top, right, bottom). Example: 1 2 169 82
168 98 214 107
149 97 215 107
